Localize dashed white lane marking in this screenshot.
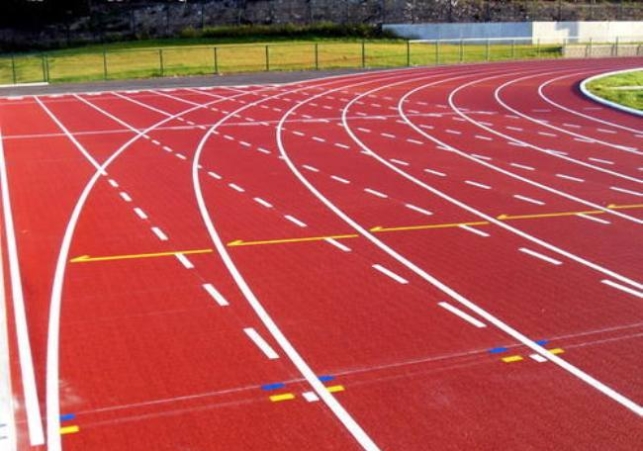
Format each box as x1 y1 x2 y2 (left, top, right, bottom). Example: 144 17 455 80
372 264 409 284
556 174 585 183
458 224 489 237
597 128 617 134
107 179 119 188
244 328 280 359
509 162 535 171
407 138 423 145
176 153 187 160
610 186 643 197
530 354 548 363
240 141 252 148
471 154 492 161
152 140 161 146
514 194 545 206
577 213 610 225
313 136 326 143
382 133 396 139
151 227 169 241
133 207 148 220
303 391 320 402
176 253 194 269
508 141 528 147
474 135 493 141
390 159 409 166
303 165 319 173
446 129 461 135
574 137 593 143
331 175 350 184
364 188 388 198
357 127 371 133
335 143 350 150
257 147 271 155
465 180 491 190
563 123 581 129
532 109 551 113
203 283 230 306
162 146 173 152
538 131 557 137
588 157 614 165
506 126 523 132
405 204 433 216
424 168 446 177
208 171 222 180
223 135 234 141
519 247 562 266
419 124 434 130
229 183 245 193
284 215 307 227
324 238 351 252
119 192 132 202
438 302 486 328
253 197 273 208
601 279 643 299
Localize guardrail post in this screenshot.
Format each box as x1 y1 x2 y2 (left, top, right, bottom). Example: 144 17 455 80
314 43 319 70
213 47 218 74
159 49 164 76
265 45 270 72
361 40 366 68
42 54 49 82
406 40 410 66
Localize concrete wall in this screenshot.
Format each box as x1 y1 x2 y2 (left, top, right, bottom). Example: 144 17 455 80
385 21 643 43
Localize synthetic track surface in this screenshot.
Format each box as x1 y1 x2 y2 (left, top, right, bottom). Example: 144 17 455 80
1 58 642 450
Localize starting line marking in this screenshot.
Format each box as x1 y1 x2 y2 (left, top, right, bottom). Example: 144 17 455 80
59 426 79 435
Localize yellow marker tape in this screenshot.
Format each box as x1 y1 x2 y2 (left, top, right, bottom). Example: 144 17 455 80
501 355 524 363
326 385 345 393
548 348 565 355
60 425 80 435
269 393 295 402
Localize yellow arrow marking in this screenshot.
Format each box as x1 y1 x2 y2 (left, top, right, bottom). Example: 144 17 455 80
608 203 643 210
227 233 359 247
70 248 213 263
370 220 489 233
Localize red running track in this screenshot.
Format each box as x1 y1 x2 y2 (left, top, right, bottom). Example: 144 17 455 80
1 58 642 451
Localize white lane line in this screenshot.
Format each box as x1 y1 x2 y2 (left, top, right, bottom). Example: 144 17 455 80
372 264 408 284
563 123 581 129
465 180 491 190
509 162 535 171
508 141 527 147
331 175 350 184
405 204 432 216
203 283 230 306
0 133 45 446
471 154 492 161
324 238 351 252
176 253 194 269
474 135 493 141
357 127 371 133
519 248 563 266
424 168 446 177
538 131 557 137
588 157 614 165
446 129 461 135
364 188 388 198
162 145 173 152
223 134 234 141
119 192 132 202
390 159 409 166
407 138 423 145
530 354 548 363
303 165 320 173
313 136 326 143
574 137 593 143
556 174 585 183
253 197 273 208
438 302 486 328
506 126 523 131
382 133 396 139
108 179 119 188
610 186 643 197
458 224 489 237
239 141 252 148
229 183 245 193
208 171 222 180
257 147 271 154
335 143 350 150
602 280 643 299
284 215 307 227
513 194 545 206
597 128 617 134
244 328 279 359
152 139 161 146
151 227 169 241
133 207 148 220
577 213 610 225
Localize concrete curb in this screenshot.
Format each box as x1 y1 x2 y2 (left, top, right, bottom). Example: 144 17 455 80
579 68 643 117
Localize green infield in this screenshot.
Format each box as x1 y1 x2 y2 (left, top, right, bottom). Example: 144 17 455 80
585 70 643 111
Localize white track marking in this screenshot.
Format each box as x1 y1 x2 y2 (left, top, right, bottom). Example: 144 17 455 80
424 168 446 177
577 213 610 225
563 123 581 129
313 136 326 143
588 157 614 165
253 197 273 208
176 253 194 269
243 328 280 360
108 179 119 188
530 354 548 363
228 183 245 193
602 280 643 299
405 204 433 216
364 188 388 198
382 133 396 139
438 302 486 328
506 126 523 131
446 129 461 135
0 228 17 451
284 215 307 227
465 180 491 190
202 283 230 306
610 186 643 197
513 194 545 206
357 127 371 133
163 145 173 152
471 153 492 160
372 264 409 284
331 175 350 184
257 147 271 154
407 138 423 145
556 174 585 183
538 131 557 137
0 131 44 446
152 139 161 145
474 135 493 141
509 163 535 171
597 128 617 135
390 159 409 166
119 192 132 202
303 391 320 402
303 164 320 173
324 238 351 252
207 171 222 180
239 141 252 147
459 224 489 237
519 248 563 266
335 143 350 150
151 227 169 241
176 153 187 160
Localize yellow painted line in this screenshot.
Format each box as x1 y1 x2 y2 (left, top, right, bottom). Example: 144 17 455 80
269 393 295 402
370 220 489 233
501 355 524 363
326 385 345 393
548 348 565 355
69 248 213 263
608 203 643 210
227 233 358 247
497 210 599 221
60 425 80 435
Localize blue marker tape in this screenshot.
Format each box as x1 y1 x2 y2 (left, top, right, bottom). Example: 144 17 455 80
261 382 286 391
60 413 76 422
489 347 508 354
535 340 549 346
318 375 335 382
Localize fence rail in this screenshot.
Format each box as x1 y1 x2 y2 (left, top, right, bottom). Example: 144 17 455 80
1 36 641 85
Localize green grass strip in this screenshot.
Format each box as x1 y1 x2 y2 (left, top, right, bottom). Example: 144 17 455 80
585 70 643 111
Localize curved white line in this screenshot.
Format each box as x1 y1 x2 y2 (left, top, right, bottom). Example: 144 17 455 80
580 68 643 118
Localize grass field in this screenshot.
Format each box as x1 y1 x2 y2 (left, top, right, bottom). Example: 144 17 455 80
0 39 562 84
585 70 643 111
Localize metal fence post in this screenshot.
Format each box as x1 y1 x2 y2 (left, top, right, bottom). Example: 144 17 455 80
42 54 49 82
314 43 319 70
485 39 490 61
103 49 108 80
406 40 411 66
11 54 17 84
213 47 218 74
361 40 366 68
536 38 540 58
459 38 464 63
435 40 440 65
265 45 270 71
159 49 164 76
511 39 515 59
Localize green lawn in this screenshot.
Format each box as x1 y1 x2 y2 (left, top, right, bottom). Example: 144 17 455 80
0 39 562 85
585 70 643 111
